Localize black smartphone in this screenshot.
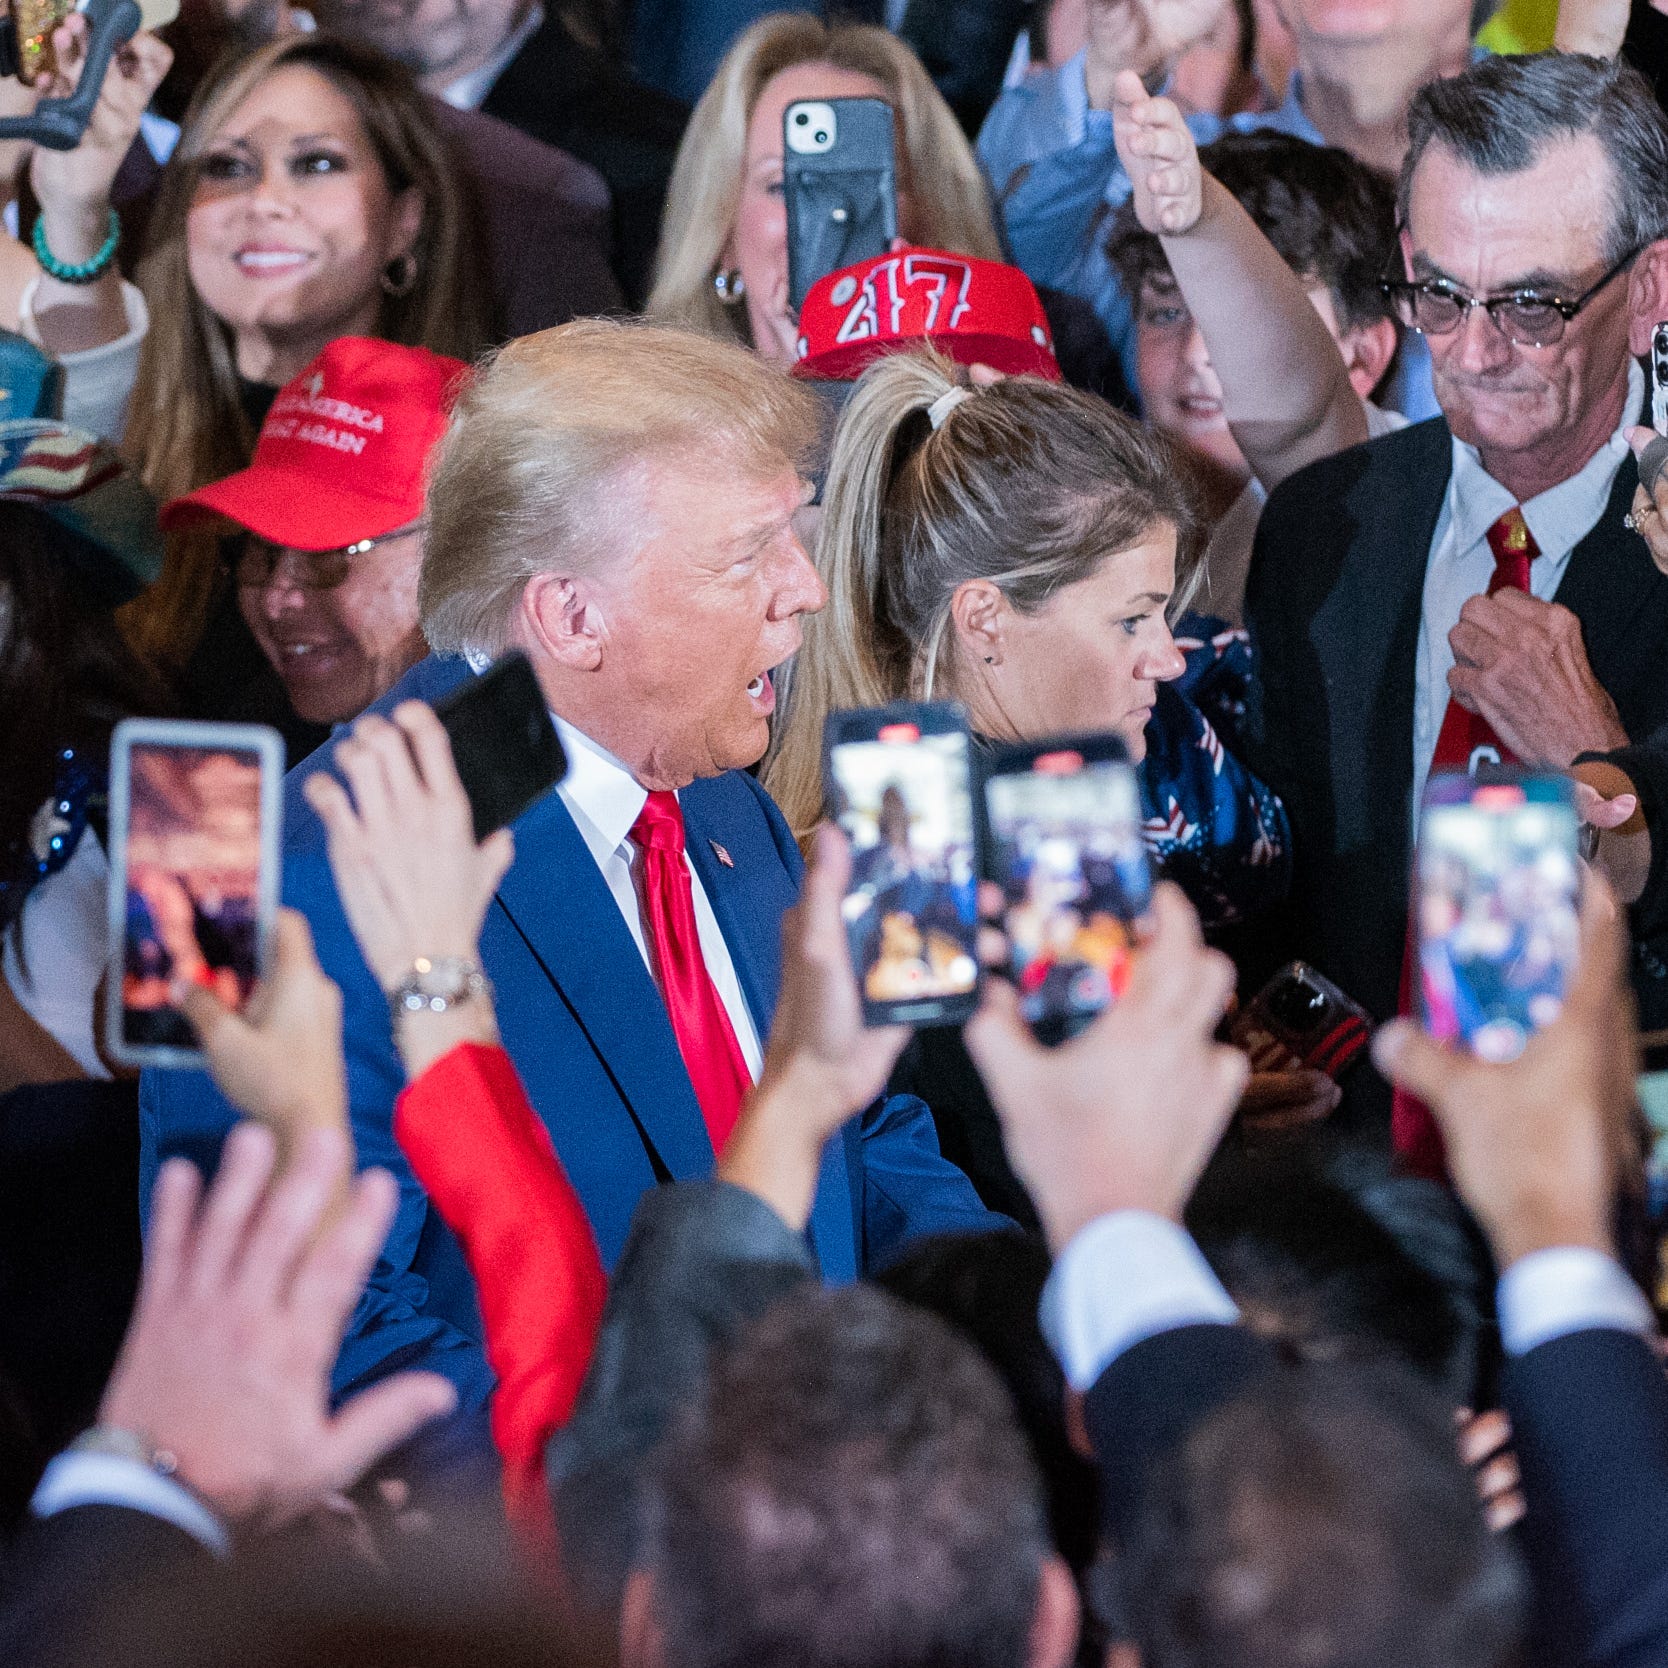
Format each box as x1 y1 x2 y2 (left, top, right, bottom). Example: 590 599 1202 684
978 734 1151 1043
1652 321 1668 437
1416 771 1581 1063
784 96 899 314
431 651 568 841
105 719 284 1068
1229 962 1371 1078
824 701 981 1027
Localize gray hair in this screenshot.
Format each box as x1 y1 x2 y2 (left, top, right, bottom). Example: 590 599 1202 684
419 318 820 658
1399 51 1668 265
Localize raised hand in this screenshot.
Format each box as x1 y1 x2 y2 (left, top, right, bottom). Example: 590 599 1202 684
1111 70 1204 234
174 908 349 1157
1085 0 1229 109
303 700 514 993
1625 427 1668 579
717 824 909 1230
965 881 1247 1252
99 1123 457 1533
31 20 172 264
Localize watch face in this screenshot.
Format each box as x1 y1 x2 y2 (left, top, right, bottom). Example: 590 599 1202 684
390 957 489 1016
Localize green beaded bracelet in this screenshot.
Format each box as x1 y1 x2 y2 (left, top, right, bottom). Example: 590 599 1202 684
33 207 120 285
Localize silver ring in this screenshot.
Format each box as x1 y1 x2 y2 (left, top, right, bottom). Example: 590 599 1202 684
1626 512 1638 531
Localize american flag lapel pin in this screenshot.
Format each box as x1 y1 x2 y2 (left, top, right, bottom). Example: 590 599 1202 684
709 839 735 868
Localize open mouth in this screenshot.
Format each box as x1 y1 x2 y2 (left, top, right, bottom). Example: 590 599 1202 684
746 670 775 714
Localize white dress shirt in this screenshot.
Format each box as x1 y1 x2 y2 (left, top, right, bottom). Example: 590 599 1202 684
1041 1209 1659 1393
441 1 545 109
552 715 764 1079
1411 358 1643 820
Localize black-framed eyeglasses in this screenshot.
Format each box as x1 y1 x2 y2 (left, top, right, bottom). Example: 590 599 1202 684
1378 244 1643 348
228 521 428 592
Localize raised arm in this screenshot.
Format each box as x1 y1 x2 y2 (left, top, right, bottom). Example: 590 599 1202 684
1110 71 1369 491
304 702 606 1544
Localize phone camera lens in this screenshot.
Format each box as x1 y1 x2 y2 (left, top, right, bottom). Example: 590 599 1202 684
814 130 829 144
1268 981 1326 1030
793 110 809 125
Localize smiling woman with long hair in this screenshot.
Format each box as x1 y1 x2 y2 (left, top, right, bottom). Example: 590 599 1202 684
119 34 490 679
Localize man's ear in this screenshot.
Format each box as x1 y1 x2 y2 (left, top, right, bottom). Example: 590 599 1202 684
620 1567 666 1668
1027 1554 1083 1668
521 571 606 673
1626 239 1668 359
1339 317 1400 401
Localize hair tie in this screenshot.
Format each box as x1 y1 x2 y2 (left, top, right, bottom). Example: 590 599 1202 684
926 385 971 431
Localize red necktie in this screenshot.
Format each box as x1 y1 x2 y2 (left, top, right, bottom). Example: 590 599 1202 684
630 790 752 1155
1393 507 1541 1174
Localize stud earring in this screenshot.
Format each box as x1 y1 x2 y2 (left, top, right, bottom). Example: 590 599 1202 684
381 251 418 297
713 268 746 306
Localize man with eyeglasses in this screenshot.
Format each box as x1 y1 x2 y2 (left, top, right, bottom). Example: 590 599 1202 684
160 337 466 754
1240 50 1668 1153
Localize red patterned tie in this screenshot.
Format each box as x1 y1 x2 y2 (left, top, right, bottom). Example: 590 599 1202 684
630 790 752 1155
1393 506 1541 1174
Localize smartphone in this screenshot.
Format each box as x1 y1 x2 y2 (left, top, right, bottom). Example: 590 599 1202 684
784 96 899 314
978 734 1151 1043
1652 321 1668 437
1230 962 1371 1078
5 0 178 88
431 651 567 842
1415 771 1581 1064
105 719 283 1069
824 701 980 1027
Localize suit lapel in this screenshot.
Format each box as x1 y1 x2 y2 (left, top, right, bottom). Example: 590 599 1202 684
682 776 861 1279
1329 420 1453 857
493 788 716 1182
1551 452 1668 713
682 779 785 1039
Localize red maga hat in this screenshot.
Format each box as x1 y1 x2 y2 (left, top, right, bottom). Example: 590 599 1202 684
160 336 469 551
792 248 1061 382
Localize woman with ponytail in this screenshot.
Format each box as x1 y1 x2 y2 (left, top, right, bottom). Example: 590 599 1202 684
764 352 1310 1221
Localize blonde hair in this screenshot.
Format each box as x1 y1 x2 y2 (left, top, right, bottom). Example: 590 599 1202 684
647 13 1003 347
421 318 821 657
763 351 1202 842
119 34 492 673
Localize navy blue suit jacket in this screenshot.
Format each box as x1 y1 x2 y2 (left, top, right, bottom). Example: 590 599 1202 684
137 656 992 1406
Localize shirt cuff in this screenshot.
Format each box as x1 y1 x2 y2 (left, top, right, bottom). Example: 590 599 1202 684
1040 1210 1240 1391
1498 1246 1658 1357
31 1450 230 1557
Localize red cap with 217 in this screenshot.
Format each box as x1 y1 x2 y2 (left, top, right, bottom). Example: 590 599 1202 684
793 248 1062 382
160 336 469 552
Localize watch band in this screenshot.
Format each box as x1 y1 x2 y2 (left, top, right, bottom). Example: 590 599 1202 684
68 1424 180 1477
387 955 493 1025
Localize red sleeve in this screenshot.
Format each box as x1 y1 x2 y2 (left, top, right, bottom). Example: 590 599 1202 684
394 1042 607 1545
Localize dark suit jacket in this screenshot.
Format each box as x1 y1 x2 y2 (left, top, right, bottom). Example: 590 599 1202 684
138 656 993 1410
1243 416 1668 1132
550 1178 817 1604
0 1505 208 1668
480 14 690 306
1501 1326 1668 1668
1083 1322 1275 1543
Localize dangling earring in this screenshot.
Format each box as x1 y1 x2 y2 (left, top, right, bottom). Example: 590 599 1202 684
381 251 418 298
713 267 746 306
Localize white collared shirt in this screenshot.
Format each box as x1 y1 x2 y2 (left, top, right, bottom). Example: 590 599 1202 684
1411 358 1643 820
551 715 764 1079
441 1 545 109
